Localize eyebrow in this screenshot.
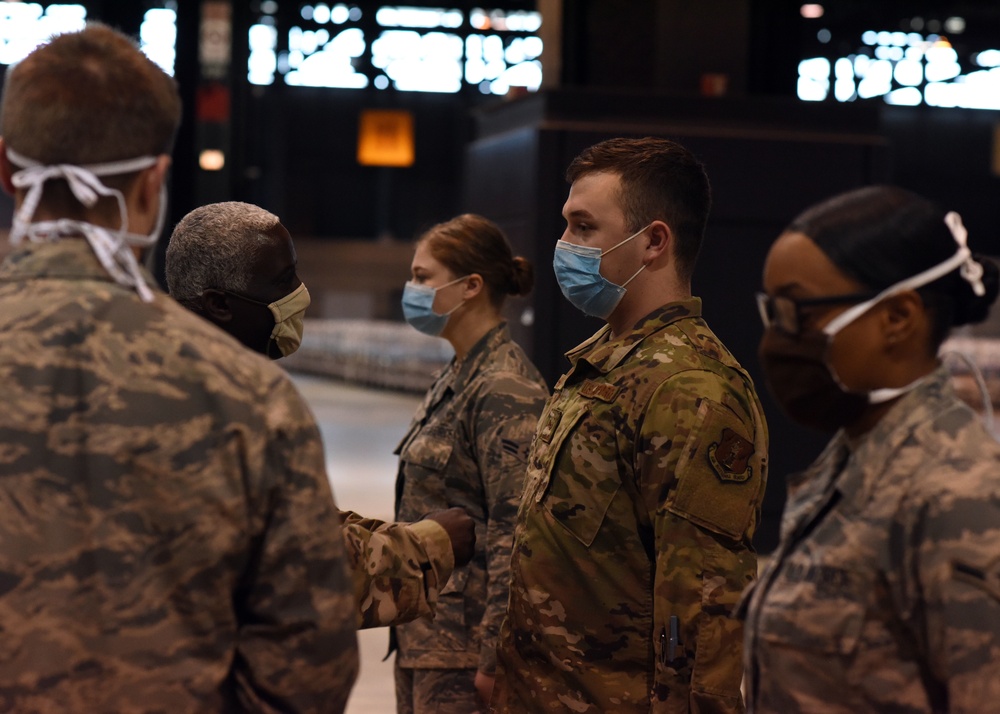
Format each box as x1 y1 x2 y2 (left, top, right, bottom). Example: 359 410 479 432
770 282 811 298
563 208 595 220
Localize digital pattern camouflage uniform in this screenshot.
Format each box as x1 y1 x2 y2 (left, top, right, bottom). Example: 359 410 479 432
493 298 769 714
0 240 359 712
341 511 455 629
393 322 548 712
742 367 1000 713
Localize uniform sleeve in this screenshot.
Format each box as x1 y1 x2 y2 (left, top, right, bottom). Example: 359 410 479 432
232 378 359 713
472 374 548 674
339 511 455 628
637 374 766 714
909 488 1000 710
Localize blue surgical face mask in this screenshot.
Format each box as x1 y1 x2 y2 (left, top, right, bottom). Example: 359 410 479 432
553 224 650 319
401 275 469 336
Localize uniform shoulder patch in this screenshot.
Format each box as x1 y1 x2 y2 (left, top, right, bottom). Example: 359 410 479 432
708 427 754 483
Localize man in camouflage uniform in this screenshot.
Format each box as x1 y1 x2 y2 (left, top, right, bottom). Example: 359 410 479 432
0 25 358 711
492 137 769 713
165 201 477 629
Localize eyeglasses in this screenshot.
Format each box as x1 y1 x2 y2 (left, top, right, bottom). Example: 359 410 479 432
756 291 877 335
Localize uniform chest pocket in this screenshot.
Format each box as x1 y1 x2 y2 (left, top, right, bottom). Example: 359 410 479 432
401 432 454 473
536 408 621 548
758 565 868 657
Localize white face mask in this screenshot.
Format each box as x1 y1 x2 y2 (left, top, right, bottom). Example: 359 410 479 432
6 146 166 302
821 210 986 404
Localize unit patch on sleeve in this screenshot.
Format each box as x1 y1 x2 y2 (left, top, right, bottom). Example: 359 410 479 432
708 427 754 483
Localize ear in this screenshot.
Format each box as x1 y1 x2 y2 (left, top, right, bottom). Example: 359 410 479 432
880 290 923 350
197 288 234 325
139 154 171 210
0 137 16 196
643 220 672 263
462 273 485 300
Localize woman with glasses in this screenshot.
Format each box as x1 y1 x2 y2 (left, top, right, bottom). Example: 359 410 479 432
743 185 1000 712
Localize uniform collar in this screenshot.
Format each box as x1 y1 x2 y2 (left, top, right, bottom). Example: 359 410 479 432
842 366 955 505
565 297 702 375
0 237 159 292
427 322 511 406
781 366 956 540
450 321 511 390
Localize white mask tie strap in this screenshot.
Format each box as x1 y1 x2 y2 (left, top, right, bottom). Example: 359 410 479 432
825 212 989 336
944 211 985 297
7 147 158 244
5 147 161 302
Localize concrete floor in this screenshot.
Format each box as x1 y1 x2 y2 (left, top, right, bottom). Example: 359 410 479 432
291 372 421 714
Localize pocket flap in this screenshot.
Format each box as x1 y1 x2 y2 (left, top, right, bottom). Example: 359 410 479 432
535 406 621 548
402 432 454 472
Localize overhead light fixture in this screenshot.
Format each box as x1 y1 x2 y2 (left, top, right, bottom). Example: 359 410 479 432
801 4 824 19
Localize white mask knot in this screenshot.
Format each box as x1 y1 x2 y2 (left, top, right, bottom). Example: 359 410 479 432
944 211 986 297
5 146 164 303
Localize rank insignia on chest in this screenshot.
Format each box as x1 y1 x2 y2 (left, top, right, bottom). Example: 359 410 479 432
708 427 754 482
953 556 1000 603
579 380 620 402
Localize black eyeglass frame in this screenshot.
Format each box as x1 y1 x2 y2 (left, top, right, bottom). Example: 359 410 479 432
756 291 878 335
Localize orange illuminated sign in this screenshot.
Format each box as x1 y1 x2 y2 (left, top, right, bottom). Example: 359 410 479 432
357 109 415 167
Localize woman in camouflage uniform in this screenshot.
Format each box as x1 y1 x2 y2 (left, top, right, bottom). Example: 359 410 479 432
393 214 549 713
746 185 1000 712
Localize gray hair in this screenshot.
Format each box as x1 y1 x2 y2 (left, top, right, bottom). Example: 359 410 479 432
165 202 281 300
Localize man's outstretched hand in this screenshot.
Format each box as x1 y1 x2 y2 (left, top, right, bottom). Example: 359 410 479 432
425 507 476 567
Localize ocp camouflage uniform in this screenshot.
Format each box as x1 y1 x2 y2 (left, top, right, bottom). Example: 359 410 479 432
393 322 548 709
0 240 359 712
341 511 454 628
493 298 769 714
742 367 1000 713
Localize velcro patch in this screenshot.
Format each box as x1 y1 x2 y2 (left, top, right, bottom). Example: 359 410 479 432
708 427 754 483
538 408 563 444
580 380 620 402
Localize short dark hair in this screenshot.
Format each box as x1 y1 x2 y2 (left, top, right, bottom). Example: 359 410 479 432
789 185 1000 349
1 23 181 166
0 23 181 219
566 137 712 282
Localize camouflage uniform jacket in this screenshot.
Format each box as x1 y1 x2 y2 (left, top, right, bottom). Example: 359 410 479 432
493 298 769 714
742 367 1000 713
0 240 359 712
341 511 455 629
394 322 548 673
